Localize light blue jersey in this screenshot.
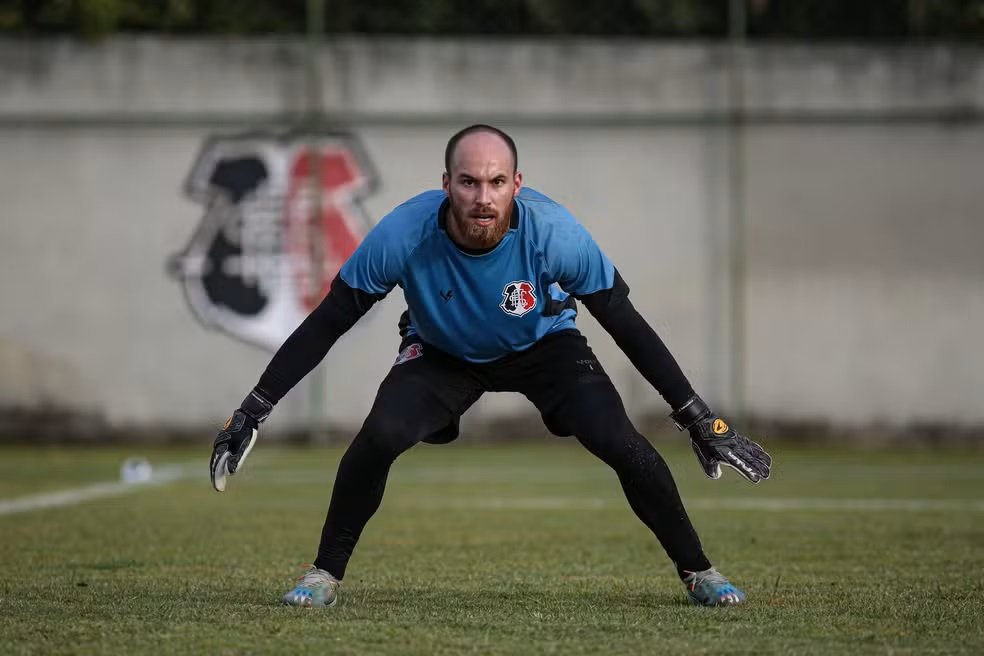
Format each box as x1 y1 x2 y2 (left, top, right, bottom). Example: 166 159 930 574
339 187 615 362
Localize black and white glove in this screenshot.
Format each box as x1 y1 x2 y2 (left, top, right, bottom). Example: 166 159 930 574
209 390 273 492
671 395 772 484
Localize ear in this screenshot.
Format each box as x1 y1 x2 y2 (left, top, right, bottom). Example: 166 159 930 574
442 172 450 195
513 170 523 197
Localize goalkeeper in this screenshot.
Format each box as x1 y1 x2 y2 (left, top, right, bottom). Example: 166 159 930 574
210 124 772 608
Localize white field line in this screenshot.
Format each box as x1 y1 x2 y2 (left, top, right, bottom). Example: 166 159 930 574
0 463 197 517
247 463 984 486
3 461 982 516
691 497 984 512
396 496 984 512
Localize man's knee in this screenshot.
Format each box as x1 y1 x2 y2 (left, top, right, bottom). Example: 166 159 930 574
356 411 424 461
552 382 634 444
574 416 638 461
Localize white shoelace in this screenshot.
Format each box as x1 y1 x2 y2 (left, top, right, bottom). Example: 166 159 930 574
296 567 338 588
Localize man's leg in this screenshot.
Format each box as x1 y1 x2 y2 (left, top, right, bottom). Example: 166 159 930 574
545 379 711 575
312 382 443 578
313 342 483 580
283 377 450 608
501 332 710 575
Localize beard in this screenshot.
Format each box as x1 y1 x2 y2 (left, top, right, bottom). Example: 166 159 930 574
447 193 511 248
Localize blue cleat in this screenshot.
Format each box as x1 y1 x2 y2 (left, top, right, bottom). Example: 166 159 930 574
682 567 746 607
281 566 340 608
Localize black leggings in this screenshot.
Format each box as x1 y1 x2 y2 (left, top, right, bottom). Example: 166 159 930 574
313 354 711 579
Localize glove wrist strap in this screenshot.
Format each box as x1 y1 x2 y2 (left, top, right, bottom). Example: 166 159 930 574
670 395 711 431
240 389 274 423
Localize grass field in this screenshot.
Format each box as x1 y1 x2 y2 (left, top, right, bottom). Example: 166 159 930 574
1 440 982 655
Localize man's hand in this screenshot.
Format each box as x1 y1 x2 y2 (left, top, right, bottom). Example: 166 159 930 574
671 396 772 484
210 411 259 492
210 390 272 492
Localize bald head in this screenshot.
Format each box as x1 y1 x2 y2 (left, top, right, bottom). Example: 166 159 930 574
444 124 517 175
441 124 523 250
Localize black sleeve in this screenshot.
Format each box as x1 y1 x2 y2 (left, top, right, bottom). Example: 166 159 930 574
576 269 695 410
252 275 384 405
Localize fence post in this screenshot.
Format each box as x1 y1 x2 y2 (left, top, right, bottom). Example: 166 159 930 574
306 0 328 439
727 0 747 423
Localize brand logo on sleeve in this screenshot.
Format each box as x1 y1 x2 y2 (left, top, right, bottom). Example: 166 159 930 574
500 281 537 317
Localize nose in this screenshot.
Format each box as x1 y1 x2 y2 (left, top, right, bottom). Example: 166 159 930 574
476 183 491 206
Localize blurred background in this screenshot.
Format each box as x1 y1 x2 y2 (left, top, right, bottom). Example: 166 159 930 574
1 0 982 444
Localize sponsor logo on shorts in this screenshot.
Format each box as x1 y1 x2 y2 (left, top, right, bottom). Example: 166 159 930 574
394 343 424 366
500 281 537 317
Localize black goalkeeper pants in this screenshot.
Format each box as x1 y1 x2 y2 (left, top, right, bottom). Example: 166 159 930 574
313 330 711 579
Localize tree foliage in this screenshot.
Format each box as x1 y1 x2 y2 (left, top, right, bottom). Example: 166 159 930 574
1 0 982 39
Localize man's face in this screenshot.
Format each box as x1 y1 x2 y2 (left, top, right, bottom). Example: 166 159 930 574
442 132 522 249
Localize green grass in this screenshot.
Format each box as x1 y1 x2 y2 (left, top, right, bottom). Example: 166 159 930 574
1 441 982 654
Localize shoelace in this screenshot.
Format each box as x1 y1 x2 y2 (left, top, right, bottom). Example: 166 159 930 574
686 568 728 592
295 565 337 588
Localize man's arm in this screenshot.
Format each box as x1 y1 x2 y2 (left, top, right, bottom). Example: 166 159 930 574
575 269 694 409
209 194 427 490
209 275 384 491
577 269 771 484
251 275 385 407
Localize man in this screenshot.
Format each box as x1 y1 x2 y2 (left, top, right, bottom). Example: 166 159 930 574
209 124 772 609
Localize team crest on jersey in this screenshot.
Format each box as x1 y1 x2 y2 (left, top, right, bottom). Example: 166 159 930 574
168 131 377 351
500 281 537 317
394 343 424 366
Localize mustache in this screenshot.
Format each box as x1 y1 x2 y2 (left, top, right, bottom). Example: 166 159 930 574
447 193 500 222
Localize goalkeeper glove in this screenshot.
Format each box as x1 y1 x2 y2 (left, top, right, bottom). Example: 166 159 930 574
671 395 772 484
209 390 273 492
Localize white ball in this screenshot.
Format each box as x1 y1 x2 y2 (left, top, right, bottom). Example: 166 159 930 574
120 456 154 484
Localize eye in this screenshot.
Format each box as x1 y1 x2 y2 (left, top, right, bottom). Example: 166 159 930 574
461 178 474 187
493 178 506 186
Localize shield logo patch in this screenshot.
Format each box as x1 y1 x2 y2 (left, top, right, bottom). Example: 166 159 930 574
500 281 537 317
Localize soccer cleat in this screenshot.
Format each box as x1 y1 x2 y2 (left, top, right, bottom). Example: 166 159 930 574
682 567 746 607
281 566 340 608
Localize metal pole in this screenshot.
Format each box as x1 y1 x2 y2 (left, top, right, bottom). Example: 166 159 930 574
727 0 747 422
306 0 325 123
305 0 327 439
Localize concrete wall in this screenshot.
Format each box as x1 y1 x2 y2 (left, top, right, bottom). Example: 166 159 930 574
1 37 982 434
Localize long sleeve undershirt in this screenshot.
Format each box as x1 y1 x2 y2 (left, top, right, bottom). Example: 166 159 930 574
575 270 694 409
253 276 384 403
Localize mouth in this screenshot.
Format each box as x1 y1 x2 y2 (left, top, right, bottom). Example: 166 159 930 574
470 213 496 227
